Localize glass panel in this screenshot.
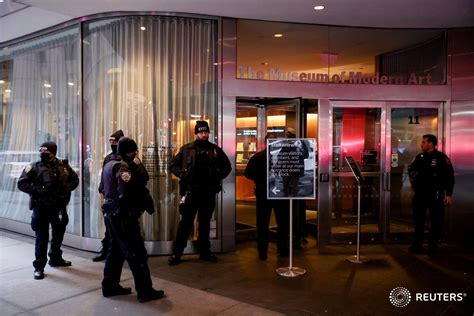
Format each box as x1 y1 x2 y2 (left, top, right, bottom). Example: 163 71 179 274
0 27 81 234
236 106 258 229
332 108 381 234
329 28 446 84
390 108 438 234
237 20 329 81
82 16 217 241
305 103 318 230
236 19 446 85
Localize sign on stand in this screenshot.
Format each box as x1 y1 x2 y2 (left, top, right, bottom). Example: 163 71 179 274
267 138 316 277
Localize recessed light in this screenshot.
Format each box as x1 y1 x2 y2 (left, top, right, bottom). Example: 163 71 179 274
140 26 146 31
5 89 11 92
44 83 51 88
274 33 283 38
0 80 4 84
314 5 325 10
68 82 74 86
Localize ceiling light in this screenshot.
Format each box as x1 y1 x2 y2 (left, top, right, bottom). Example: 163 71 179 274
5 89 11 92
44 83 51 88
274 34 283 38
68 82 74 86
314 5 325 10
140 26 146 31
0 80 4 84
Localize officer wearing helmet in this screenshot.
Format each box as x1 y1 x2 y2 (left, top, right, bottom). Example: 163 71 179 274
168 120 231 265
101 136 164 302
18 141 79 280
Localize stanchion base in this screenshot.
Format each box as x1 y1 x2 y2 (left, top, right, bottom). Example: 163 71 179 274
276 266 307 277
345 255 369 264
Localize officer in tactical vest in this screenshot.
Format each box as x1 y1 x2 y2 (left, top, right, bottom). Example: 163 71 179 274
168 120 232 265
93 129 124 262
18 141 79 280
101 137 163 302
408 134 455 257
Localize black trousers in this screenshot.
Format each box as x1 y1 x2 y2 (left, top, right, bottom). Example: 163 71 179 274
412 193 445 250
256 191 289 256
99 214 109 255
172 191 216 256
31 206 68 270
102 213 153 295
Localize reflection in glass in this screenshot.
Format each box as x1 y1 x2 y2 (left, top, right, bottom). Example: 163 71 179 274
0 28 81 234
390 108 438 233
332 107 381 234
82 16 217 241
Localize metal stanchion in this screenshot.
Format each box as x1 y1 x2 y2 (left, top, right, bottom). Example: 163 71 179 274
346 183 368 263
276 200 307 277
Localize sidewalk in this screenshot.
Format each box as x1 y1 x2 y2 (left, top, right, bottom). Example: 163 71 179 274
1 229 473 315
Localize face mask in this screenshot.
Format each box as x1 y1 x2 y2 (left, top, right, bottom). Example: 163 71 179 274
111 144 118 153
40 153 50 163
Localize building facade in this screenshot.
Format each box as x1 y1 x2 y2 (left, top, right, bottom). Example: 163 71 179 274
1 13 473 254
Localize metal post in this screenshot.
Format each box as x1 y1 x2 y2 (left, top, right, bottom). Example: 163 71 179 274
346 182 368 263
276 199 307 277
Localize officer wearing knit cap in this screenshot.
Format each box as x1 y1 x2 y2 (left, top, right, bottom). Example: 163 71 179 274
18 140 79 280
168 120 231 265
194 120 210 134
94 129 125 262
101 136 164 302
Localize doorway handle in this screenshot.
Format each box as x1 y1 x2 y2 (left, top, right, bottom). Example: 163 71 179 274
385 172 391 191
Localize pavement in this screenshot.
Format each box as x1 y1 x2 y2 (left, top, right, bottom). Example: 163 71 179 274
0 229 473 315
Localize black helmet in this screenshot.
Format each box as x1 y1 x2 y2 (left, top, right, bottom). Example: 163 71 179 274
118 137 138 156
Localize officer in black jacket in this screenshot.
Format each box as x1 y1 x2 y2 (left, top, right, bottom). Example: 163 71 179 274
245 133 289 260
101 137 163 302
408 134 455 257
93 129 124 262
17 141 79 280
168 121 231 265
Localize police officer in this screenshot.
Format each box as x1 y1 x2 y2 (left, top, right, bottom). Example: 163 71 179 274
93 129 124 262
168 120 231 265
17 141 79 280
101 137 164 302
408 134 455 257
245 133 289 260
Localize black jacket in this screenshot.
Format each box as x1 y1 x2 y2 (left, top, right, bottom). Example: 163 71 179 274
408 149 455 197
244 149 267 192
18 158 79 209
170 140 231 196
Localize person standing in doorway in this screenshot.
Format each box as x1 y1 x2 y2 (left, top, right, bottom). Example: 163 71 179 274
18 141 79 280
245 133 289 260
408 134 454 257
168 120 232 265
93 129 124 262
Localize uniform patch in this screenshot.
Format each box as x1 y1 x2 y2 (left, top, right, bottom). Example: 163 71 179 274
24 164 33 174
120 171 131 182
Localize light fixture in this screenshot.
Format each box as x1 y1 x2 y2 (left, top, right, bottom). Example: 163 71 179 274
0 80 4 84
67 82 74 86
5 89 11 92
140 26 146 31
314 5 325 10
274 33 283 38
44 83 51 88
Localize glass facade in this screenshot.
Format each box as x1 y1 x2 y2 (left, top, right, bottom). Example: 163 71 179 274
237 19 446 84
0 15 218 243
0 27 82 234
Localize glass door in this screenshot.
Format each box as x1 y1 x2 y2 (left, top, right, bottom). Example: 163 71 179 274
235 98 300 238
331 104 385 240
386 103 442 240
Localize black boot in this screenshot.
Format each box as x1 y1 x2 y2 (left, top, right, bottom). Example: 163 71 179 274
137 289 165 303
102 286 132 298
48 258 72 267
92 252 107 262
168 254 182 266
34 269 44 280
200 252 218 263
